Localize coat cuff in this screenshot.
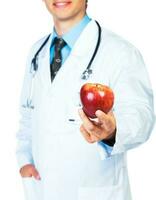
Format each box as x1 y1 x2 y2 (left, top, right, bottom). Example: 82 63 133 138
97 141 114 160
16 153 34 171
101 135 116 147
101 128 116 147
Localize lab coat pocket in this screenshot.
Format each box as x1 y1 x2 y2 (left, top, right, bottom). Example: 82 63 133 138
22 177 42 200
77 155 131 200
78 185 122 200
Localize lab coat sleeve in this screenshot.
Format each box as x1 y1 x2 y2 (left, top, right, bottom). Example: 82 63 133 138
97 46 155 159
16 47 35 171
110 46 155 156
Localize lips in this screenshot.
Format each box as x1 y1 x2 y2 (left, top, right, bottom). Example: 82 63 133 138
53 1 72 8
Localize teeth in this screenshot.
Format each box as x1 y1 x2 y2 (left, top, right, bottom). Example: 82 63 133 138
55 2 69 6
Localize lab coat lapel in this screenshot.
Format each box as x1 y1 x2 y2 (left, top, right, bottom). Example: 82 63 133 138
70 20 99 57
36 20 99 96
35 33 53 94
49 20 99 90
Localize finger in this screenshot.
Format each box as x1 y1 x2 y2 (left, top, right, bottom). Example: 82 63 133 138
32 168 41 180
78 109 94 129
108 110 114 116
21 175 32 178
80 125 95 143
81 125 100 143
91 120 100 126
78 109 102 135
95 110 116 137
96 110 114 130
20 167 32 178
95 110 109 123
21 172 32 178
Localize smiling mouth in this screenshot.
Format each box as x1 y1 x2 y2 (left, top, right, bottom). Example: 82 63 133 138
53 2 72 8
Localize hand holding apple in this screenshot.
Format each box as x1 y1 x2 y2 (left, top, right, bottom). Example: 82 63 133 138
78 108 116 143
80 83 114 118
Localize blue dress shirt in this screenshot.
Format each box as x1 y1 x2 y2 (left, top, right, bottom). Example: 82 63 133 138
50 15 91 64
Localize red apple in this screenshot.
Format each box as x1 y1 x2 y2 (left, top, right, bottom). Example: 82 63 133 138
80 83 114 118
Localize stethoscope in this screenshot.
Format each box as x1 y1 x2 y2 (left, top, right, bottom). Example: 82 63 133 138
25 20 102 109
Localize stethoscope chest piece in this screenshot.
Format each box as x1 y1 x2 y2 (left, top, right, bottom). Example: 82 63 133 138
81 69 93 80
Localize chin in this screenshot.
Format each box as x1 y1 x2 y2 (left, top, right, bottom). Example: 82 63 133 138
54 13 75 22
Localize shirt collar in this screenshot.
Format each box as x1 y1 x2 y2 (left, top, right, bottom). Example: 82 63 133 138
51 15 91 49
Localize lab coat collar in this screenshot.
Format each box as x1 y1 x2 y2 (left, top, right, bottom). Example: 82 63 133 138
38 20 99 59
51 15 91 49
70 20 99 57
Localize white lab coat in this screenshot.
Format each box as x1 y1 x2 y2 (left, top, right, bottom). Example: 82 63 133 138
16 20 155 200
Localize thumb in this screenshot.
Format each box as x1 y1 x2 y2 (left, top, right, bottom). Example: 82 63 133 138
32 168 41 180
95 110 108 123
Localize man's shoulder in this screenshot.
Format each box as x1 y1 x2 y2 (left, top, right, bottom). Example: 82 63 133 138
25 34 51 68
29 34 51 56
101 26 138 54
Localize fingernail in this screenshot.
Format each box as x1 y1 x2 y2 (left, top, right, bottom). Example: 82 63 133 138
36 175 41 180
95 110 101 115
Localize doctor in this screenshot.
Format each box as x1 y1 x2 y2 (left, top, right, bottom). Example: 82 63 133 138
16 0 155 200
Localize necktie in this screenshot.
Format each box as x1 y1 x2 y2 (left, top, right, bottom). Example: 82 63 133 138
50 37 66 82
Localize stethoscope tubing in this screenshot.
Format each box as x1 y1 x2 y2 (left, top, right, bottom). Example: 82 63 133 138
26 20 102 109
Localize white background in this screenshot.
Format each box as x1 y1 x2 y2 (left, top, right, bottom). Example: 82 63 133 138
0 0 156 199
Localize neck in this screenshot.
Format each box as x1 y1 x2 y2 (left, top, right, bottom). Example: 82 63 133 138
53 13 86 36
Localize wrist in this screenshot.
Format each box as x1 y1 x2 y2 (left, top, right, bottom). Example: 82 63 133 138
101 127 116 147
